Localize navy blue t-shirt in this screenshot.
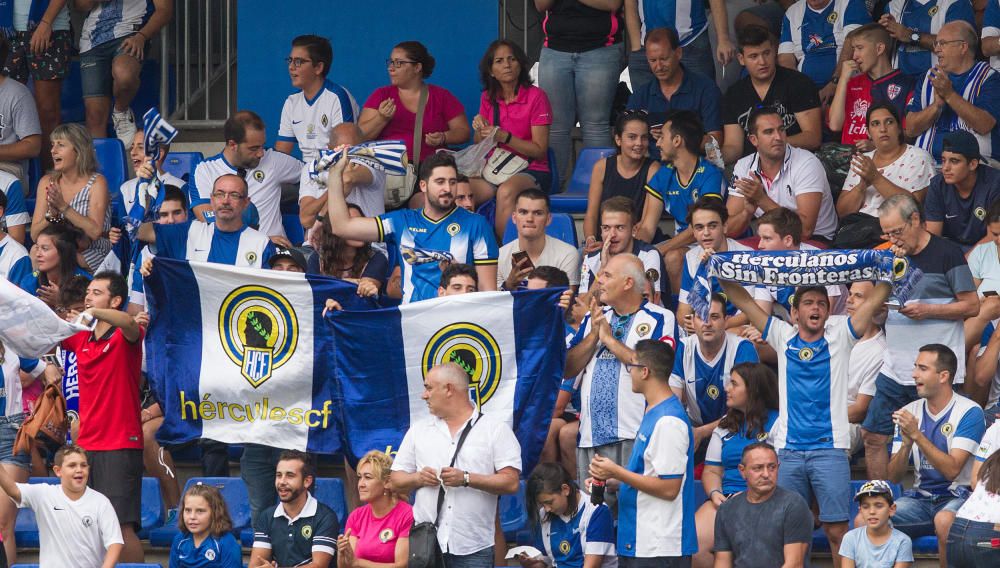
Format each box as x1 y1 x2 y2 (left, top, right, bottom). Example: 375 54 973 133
924 165 1000 247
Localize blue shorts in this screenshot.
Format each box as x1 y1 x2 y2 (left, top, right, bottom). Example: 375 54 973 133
778 448 851 523
862 373 918 436
80 34 146 98
0 413 31 471
893 492 966 538
517 169 553 193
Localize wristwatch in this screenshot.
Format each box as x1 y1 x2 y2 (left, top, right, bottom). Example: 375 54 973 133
909 30 920 46
463 471 470 487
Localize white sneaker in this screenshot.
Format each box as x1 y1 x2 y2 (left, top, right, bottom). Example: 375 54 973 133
112 108 137 147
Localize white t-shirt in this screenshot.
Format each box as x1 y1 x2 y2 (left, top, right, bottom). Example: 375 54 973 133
277 81 360 163
192 150 303 238
729 145 838 240
840 145 935 217
118 172 187 217
827 315 884 407
967 241 1000 295
16 483 124 568
956 421 1000 522
497 236 581 288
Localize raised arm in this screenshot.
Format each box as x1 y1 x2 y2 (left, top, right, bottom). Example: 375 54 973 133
848 281 892 337
326 149 382 242
89 307 142 342
719 279 770 332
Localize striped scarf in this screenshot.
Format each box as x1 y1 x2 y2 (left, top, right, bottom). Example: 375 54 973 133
915 62 994 160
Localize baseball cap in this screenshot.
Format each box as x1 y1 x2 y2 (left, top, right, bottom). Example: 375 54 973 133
854 480 894 503
268 247 308 271
941 130 983 162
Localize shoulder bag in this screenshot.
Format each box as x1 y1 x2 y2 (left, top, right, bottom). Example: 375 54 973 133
384 86 428 209
481 100 528 186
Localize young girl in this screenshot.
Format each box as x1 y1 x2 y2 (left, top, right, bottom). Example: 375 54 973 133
522 462 616 568
169 484 242 567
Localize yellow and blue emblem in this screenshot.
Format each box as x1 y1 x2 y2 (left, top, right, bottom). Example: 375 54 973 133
219 285 299 387
423 322 502 407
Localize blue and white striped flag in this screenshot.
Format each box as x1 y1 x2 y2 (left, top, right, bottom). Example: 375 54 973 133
309 141 408 181
144 258 377 453
327 289 565 471
142 107 178 158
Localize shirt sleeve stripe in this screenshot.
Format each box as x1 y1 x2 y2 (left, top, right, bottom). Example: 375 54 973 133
474 258 498 265
313 545 337 556
644 185 663 200
375 216 385 242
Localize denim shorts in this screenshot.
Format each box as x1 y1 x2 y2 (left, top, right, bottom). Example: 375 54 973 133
80 34 146 98
778 448 851 523
0 413 31 471
862 373 918 436
893 492 966 538
518 169 553 193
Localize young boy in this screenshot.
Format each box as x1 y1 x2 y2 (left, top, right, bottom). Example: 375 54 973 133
840 480 914 568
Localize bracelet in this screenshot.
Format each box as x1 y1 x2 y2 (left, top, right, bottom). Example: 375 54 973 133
136 30 148 41
463 471 470 487
504 131 512 145
709 489 723 498
59 204 69 214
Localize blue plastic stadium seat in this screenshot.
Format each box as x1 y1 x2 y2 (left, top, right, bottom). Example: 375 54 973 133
94 138 129 196
26 157 41 199
162 151 204 183
912 535 939 554
500 481 528 545
240 477 349 547
550 147 616 214
151 477 250 548
14 477 59 547
283 213 305 246
501 212 578 248
139 477 164 538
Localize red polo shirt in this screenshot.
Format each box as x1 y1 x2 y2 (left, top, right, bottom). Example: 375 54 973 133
61 326 144 451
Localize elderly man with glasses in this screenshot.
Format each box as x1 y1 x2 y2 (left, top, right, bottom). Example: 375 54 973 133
859 193 979 482
905 21 1000 167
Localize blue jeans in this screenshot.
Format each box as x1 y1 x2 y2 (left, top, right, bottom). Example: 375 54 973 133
777 448 851 523
947 517 1000 567
443 545 494 568
240 443 283 530
986 404 998 428
893 493 966 538
628 31 716 92
0 413 30 471
539 43 624 188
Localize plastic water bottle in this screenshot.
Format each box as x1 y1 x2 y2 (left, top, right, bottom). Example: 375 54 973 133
705 137 724 170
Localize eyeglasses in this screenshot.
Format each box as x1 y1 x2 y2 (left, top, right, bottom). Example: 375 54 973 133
933 39 966 48
386 59 417 69
211 191 246 201
624 363 646 373
285 57 313 68
881 220 911 240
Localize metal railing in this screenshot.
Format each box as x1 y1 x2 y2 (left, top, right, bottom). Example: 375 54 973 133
159 0 237 128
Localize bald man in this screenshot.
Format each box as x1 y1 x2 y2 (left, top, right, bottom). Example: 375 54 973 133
390 363 521 568
564 254 678 489
905 21 1000 165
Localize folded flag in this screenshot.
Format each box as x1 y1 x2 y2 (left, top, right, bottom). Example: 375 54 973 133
688 249 922 319
309 140 408 183
144 257 377 453
0 279 89 357
327 289 565 471
143 107 179 158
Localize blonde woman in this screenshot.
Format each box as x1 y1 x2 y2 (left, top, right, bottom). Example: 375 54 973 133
337 450 413 568
30 123 111 271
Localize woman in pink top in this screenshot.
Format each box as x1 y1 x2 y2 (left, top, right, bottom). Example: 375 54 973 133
470 39 553 239
337 450 413 568
359 41 470 174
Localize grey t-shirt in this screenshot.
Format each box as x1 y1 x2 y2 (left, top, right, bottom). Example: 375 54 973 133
714 487 813 568
0 77 40 147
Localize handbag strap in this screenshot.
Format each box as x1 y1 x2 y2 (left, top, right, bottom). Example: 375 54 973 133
412 85 429 166
493 99 500 130
433 413 481 525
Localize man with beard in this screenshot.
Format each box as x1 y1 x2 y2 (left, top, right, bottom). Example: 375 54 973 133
249 450 339 568
190 110 303 246
326 151 498 303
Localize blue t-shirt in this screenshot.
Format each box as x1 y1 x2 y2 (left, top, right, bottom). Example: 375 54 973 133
0 237 32 286
18 267 92 296
375 207 498 303
885 0 975 78
535 492 616 568
625 66 722 161
169 532 242 568
644 157 725 232
669 334 760 426
780 0 869 86
839 526 914 567
638 1 708 46
154 220 276 267
923 165 1000 247
705 410 780 494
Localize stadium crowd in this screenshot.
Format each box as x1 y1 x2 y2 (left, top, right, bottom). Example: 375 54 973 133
4 0 1000 567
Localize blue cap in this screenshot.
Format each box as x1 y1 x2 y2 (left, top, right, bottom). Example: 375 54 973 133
942 130 983 162
854 480 894 503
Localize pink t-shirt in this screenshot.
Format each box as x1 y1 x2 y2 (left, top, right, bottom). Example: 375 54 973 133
478 85 552 172
345 500 414 564
363 84 465 162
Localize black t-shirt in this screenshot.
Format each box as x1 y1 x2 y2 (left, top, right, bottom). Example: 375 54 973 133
541 0 622 53
721 67 821 156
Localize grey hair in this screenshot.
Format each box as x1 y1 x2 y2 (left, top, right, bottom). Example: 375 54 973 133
613 253 648 292
431 363 471 389
943 20 978 51
877 193 922 223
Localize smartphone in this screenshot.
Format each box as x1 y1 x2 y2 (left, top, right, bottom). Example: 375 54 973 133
885 301 901 310
985 290 999 297
512 251 534 270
